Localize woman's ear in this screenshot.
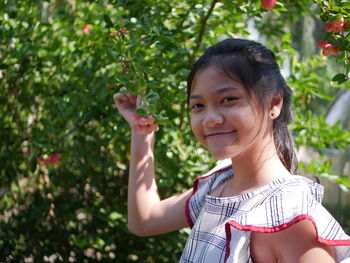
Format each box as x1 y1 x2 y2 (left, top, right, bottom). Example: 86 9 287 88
269 93 283 119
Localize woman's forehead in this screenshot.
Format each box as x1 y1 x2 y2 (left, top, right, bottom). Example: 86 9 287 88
190 66 246 92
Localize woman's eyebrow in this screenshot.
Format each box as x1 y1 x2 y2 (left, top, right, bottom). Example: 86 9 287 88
189 86 239 100
216 86 239 94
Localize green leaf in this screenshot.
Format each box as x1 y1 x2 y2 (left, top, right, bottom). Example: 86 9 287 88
146 91 160 102
104 14 114 28
148 104 156 113
331 73 348 85
136 108 147 117
155 116 169 124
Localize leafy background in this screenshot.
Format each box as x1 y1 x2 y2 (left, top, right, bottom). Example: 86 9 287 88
1 0 350 262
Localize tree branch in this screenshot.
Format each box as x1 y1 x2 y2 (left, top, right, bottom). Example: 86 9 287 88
188 0 218 65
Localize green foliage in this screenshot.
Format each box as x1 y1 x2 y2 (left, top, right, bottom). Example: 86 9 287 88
0 0 349 262
315 0 350 81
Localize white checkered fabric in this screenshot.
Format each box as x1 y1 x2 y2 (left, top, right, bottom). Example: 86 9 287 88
180 164 350 263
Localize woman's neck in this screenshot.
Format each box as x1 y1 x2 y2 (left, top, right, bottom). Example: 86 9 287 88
225 137 291 197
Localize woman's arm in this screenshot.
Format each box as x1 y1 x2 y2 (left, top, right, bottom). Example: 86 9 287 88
250 219 336 263
128 131 192 236
114 91 192 237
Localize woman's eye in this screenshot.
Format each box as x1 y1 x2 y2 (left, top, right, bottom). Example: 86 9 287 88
191 104 203 110
222 97 237 103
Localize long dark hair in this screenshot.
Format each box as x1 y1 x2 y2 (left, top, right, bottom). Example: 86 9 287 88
187 38 298 174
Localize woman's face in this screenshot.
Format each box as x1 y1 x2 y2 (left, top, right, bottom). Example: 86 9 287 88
189 66 270 160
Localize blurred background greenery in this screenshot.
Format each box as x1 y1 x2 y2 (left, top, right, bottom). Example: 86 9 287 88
0 0 349 262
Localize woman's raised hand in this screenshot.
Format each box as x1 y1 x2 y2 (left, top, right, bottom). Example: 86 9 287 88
113 87 159 134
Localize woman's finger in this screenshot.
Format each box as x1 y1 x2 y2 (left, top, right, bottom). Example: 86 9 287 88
125 94 138 106
135 115 155 125
119 86 127 91
113 93 128 104
133 123 159 134
144 124 159 134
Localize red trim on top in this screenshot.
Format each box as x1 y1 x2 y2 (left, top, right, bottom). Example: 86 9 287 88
224 223 232 263
185 165 232 228
224 214 350 263
185 191 195 228
184 199 193 227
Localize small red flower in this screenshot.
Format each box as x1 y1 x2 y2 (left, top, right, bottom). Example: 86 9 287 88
109 28 129 39
119 28 130 34
261 0 276 10
106 83 115 88
37 153 61 165
83 24 91 35
45 153 61 165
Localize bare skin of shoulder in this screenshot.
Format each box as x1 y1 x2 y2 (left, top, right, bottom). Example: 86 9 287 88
250 220 336 263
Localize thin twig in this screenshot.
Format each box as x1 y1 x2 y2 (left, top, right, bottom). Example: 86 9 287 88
176 2 197 30
179 101 186 130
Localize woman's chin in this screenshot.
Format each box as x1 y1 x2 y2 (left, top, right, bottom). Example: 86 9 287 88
209 147 245 160
210 151 235 160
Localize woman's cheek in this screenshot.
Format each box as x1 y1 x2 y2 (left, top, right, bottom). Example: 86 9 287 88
190 118 205 144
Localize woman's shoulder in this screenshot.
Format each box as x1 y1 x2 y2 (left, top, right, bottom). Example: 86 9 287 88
227 175 350 263
185 159 233 227
193 159 233 190
228 175 338 233
273 174 324 202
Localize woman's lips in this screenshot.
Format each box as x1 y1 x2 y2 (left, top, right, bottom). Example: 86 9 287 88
205 130 236 139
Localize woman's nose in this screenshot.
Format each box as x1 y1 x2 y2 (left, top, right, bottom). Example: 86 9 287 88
202 109 224 127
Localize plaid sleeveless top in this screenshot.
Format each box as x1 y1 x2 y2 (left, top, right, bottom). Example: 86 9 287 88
180 163 350 263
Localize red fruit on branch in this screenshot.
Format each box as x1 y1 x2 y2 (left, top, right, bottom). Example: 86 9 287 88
326 22 335 33
330 45 339 56
317 40 328 49
322 44 333 56
317 40 339 56
322 43 339 56
326 17 344 33
334 17 345 29
261 0 276 10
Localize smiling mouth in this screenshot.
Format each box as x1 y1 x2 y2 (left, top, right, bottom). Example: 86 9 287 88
205 130 236 138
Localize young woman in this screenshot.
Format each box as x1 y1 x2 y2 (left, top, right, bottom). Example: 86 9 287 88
113 38 350 262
